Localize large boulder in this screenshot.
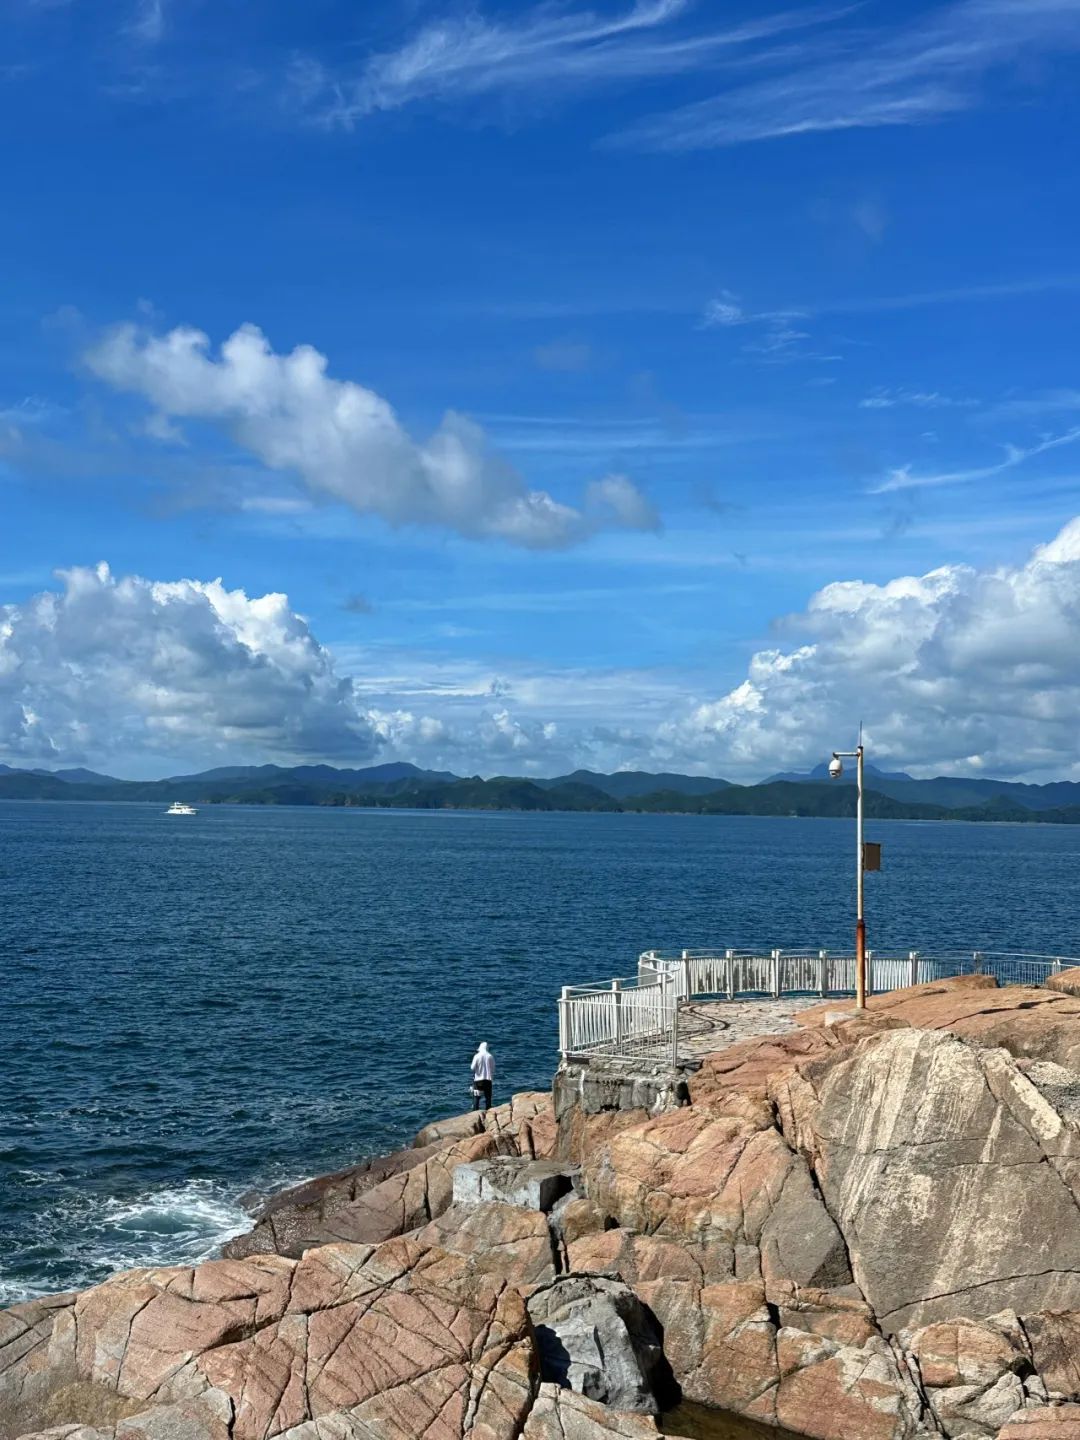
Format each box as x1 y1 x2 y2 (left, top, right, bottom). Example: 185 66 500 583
565 1230 924 1438
777 1028 1080 1331
525 1275 668 1414
583 1104 851 1292
904 1313 1037 1436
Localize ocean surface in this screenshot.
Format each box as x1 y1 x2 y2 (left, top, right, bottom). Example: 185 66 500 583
2 800 1079 1306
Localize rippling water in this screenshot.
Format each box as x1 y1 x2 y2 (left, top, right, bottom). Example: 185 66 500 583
2 800 1078 1303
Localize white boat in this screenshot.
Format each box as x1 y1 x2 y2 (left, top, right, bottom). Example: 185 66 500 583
166 801 197 815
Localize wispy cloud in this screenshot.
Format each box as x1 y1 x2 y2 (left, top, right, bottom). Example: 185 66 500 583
125 0 166 46
701 290 839 365
860 388 979 410
286 1 847 129
606 0 1080 150
822 275 1080 316
986 389 1080 420
699 272 1080 368
869 426 1080 494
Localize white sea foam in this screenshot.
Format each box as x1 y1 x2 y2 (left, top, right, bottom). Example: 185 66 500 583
92 1180 253 1269
0 1178 256 1305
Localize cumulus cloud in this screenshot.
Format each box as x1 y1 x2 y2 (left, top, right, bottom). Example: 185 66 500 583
9 521 1080 782
85 322 658 548
658 517 1080 780
0 563 379 766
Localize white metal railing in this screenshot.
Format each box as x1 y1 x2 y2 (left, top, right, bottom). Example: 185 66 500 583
558 947 1080 1063
559 971 679 1065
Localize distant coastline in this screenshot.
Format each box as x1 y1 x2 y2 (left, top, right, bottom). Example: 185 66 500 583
3 761 1080 824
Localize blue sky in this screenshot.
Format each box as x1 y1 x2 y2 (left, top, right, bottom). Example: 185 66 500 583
3 0 1080 781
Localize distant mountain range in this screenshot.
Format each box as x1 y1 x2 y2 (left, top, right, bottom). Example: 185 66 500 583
3 759 1080 823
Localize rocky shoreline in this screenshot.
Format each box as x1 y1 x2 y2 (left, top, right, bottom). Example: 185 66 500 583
9 973 1080 1437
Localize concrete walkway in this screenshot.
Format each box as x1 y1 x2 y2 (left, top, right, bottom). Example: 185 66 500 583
677 997 806 1060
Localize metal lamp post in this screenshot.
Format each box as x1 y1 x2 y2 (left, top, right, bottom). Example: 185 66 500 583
829 743 866 1009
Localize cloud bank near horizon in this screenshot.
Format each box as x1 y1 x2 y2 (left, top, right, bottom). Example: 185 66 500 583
84 322 658 549
4 518 1080 782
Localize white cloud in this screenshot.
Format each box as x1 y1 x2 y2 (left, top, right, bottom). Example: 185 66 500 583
0 563 379 766
860 389 979 410
700 290 835 364
607 0 1080 150
287 2 838 129
701 292 748 327
658 517 1080 780
870 426 1080 493
85 322 658 549
10 522 1080 784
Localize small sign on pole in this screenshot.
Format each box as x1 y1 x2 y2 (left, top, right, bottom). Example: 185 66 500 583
863 841 882 872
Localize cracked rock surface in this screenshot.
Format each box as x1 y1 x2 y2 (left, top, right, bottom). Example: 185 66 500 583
12 979 1080 1438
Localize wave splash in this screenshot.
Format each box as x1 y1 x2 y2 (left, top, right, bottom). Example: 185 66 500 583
0 1178 255 1306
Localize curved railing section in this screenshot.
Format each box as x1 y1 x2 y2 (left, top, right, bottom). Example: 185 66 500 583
557 947 1080 1063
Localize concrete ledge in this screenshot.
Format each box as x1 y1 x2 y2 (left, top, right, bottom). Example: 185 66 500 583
452 1157 578 1212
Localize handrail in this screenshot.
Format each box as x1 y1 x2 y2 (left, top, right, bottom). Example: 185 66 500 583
558 946 1079 1064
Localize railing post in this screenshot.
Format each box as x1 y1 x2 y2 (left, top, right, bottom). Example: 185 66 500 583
866 949 874 997
973 950 984 975
681 950 691 1001
559 986 569 1058
670 975 680 1069
612 979 623 1048
818 949 828 997
771 948 781 999
910 950 919 988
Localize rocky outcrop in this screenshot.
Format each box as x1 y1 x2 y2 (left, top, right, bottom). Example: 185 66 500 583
224 1091 554 1260
777 1027 1080 1331
15 979 1080 1439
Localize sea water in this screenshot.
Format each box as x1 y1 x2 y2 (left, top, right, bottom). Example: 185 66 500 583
2 800 1078 1303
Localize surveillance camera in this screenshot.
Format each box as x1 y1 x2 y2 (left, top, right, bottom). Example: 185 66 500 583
828 756 844 779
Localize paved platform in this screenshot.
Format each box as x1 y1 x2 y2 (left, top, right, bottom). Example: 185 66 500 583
677 997 806 1060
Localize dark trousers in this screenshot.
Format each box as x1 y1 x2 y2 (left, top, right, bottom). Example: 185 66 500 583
472 1079 492 1112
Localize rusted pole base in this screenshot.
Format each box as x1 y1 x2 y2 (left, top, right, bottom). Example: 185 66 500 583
855 918 867 1010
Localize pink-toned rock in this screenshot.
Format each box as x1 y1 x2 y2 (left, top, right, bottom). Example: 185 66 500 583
521 1383 663 1437
415 1201 558 1288
692 1026 846 1111
794 976 1080 1077
3 1230 542 1440
201 1243 535 1440
782 1028 1080 1331
1045 970 1080 996
584 1105 850 1292
228 1092 556 1262
768 1282 877 1348
908 1316 1026 1390
795 973 1000 1029
1023 1313 1080 1401
765 1327 926 1440
997 1406 1080 1438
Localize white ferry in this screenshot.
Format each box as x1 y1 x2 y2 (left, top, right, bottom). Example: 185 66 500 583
165 801 197 816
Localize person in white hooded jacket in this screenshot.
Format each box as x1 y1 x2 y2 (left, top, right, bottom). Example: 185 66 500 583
470 1042 495 1112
